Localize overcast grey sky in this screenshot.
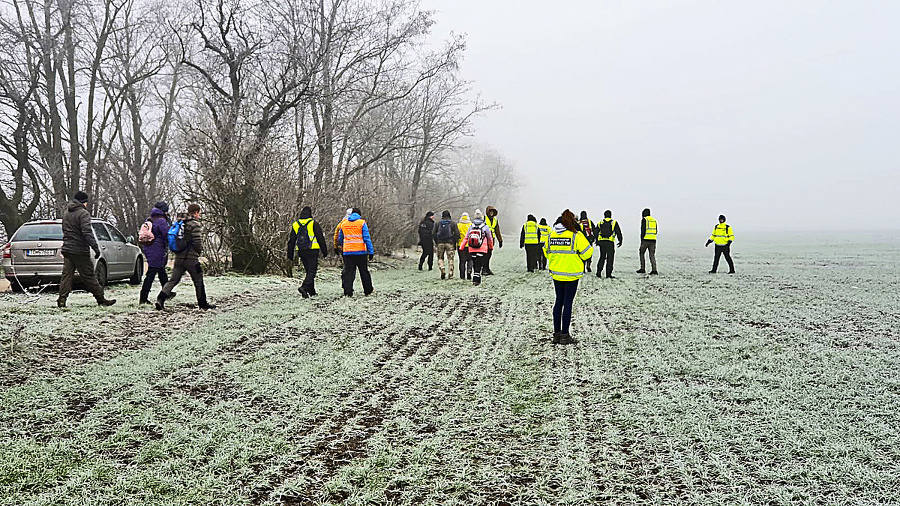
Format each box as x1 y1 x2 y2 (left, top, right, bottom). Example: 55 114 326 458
421 0 900 233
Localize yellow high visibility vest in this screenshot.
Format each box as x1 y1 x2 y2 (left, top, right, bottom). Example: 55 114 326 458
457 221 471 248
597 218 617 241
543 228 594 281
486 216 498 235
523 221 539 244
538 224 550 243
710 223 734 246
643 216 657 241
291 218 320 250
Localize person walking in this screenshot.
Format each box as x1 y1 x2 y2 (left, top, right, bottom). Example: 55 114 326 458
636 208 658 275
155 204 215 310
288 206 329 298
706 214 735 274
333 208 353 255
595 210 623 279
519 214 542 272
537 218 550 270
417 211 435 271
578 211 596 272
484 206 502 275
465 209 494 286
57 191 116 308
337 208 375 297
139 202 174 304
457 212 473 279
544 209 593 344
432 210 459 280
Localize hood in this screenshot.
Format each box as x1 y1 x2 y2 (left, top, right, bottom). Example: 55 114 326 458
643 208 651 217
459 213 470 224
299 206 312 219
485 206 497 217
553 223 568 233
151 207 165 217
539 218 547 225
348 212 362 221
441 210 451 219
67 200 85 212
580 211 588 220
527 214 536 222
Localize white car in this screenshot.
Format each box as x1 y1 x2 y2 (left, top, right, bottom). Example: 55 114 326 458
1 220 145 292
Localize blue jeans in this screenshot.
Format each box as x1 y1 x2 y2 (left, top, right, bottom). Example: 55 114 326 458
553 279 579 334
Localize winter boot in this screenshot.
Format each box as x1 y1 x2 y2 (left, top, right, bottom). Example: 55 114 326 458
97 298 117 307
298 286 310 298
636 269 646 274
552 332 561 345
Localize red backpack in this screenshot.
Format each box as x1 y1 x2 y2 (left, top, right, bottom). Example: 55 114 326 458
580 219 593 239
138 220 155 245
468 227 483 248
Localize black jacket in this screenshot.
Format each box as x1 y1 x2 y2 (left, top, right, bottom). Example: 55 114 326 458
287 213 328 259
418 218 434 245
61 200 100 256
175 217 203 261
432 218 460 245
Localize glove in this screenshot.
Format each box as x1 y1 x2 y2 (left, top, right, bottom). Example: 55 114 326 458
498 241 503 248
368 254 374 261
705 240 712 247
727 241 732 246
617 242 622 248
94 249 101 259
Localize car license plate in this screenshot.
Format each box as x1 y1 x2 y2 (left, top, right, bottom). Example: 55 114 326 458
26 249 56 256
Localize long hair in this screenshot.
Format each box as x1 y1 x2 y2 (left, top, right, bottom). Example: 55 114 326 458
560 209 578 233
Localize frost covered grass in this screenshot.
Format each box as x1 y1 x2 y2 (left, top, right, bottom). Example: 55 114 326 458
1 233 899 504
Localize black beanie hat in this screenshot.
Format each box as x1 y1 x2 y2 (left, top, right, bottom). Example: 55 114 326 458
74 191 89 203
154 201 169 213
441 210 451 219
642 208 651 217
425 211 434 218
604 210 612 218
539 217 547 225
580 210 588 219
719 214 726 222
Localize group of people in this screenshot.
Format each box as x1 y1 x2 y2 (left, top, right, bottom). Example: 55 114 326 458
416 206 503 286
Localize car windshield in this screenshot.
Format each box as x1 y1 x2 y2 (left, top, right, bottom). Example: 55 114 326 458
13 224 63 241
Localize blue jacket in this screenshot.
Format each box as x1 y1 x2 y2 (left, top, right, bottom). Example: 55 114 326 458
338 213 375 256
142 207 170 268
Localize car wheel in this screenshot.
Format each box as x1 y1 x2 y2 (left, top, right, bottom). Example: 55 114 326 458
9 279 26 293
129 258 143 285
96 261 108 287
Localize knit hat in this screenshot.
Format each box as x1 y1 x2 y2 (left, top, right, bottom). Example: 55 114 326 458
441 210 451 219
474 209 483 220
345 208 353 218
74 191 89 203
154 201 169 213
604 210 612 218
425 211 435 218
460 212 470 223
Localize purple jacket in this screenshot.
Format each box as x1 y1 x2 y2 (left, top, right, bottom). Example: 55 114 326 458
142 208 170 268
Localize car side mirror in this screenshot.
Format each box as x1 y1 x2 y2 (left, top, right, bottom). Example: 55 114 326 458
126 235 135 245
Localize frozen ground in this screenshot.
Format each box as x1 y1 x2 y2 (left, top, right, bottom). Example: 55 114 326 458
1 233 899 505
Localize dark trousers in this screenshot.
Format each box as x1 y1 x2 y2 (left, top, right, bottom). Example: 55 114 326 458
298 250 319 294
539 249 547 270
342 255 373 296
485 250 493 274
524 244 542 272
584 242 594 272
639 240 657 271
596 241 616 277
58 253 105 303
419 242 434 270
159 259 207 305
140 266 169 301
712 244 735 273
458 249 473 279
553 279 579 335
471 252 487 284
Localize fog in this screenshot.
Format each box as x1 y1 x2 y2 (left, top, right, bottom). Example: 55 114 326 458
421 0 900 234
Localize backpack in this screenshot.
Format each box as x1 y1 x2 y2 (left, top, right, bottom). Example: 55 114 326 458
295 219 313 250
579 219 593 239
138 220 155 245
436 219 453 241
597 219 613 239
167 220 189 253
468 227 483 248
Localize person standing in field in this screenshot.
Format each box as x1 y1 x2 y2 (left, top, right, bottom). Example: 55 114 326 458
417 211 435 271
465 209 494 286
537 217 550 270
484 206 502 275
287 206 329 298
578 210 596 273
433 210 459 280
333 208 352 255
519 214 542 272
57 191 116 308
156 203 215 310
544 209 593 344
595 210 623 279
338 208 375 297
139 201 174 305
636 208 658 275
457 212 473 279
706 214 735 274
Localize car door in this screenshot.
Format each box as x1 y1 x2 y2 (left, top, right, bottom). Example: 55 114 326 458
91 222 114 272
104 223 131 277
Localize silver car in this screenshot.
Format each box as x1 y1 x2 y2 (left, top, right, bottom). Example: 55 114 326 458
1 220 144 292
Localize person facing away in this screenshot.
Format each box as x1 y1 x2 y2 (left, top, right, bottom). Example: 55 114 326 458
544 209 593 345
706 214 735 274
57 191 116 308
337 207 375 297
417 211 435 271
287 206 329 298
139 201 174 305
464 209 495 286
156 203 215 310
520 214 543 272
333 207 353 254
595 210 623 279
432 210 460 280
537 217 550 270
578 210 596 272
456 212 473 280
637 208 658 275
483 206 502 275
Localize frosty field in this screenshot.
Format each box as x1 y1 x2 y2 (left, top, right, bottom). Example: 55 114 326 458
1 233 899 505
